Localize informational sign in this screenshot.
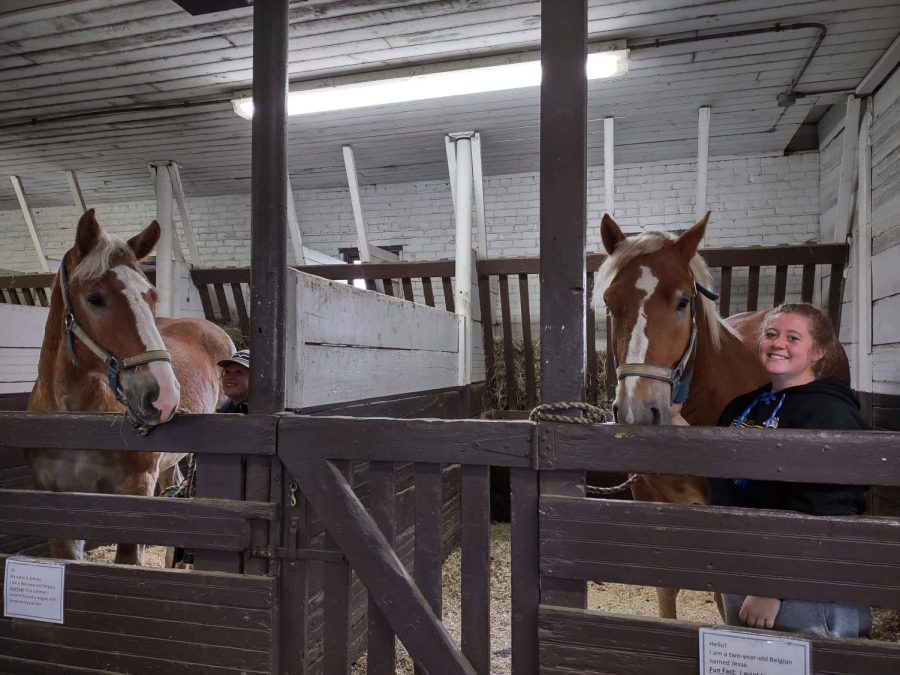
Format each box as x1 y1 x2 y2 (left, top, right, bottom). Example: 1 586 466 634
3 557 66 624
699 627 810 675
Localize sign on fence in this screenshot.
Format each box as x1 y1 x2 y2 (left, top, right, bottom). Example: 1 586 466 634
699 627 810 675
3 557 66 624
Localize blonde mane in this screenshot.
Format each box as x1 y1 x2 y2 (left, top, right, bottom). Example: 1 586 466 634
595 231 725 351
69 233 136 283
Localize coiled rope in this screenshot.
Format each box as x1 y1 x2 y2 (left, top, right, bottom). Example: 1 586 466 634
528 401 641 496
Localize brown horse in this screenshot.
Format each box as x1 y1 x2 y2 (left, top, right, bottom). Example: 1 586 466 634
26 209 234 564
595 212 770 619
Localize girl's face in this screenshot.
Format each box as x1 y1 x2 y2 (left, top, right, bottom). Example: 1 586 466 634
221 364 250 402
759 312 825 390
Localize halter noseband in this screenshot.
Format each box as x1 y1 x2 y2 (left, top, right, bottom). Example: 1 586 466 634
613 281 718 404
58 258 172 408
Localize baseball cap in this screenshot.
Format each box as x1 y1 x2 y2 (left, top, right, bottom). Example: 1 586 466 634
218 349 250 369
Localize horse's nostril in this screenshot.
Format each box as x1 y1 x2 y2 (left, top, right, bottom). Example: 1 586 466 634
141 390 159 416
651 407 661 425
612 404 620 423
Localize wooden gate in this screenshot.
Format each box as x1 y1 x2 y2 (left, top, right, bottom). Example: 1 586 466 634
276 413 900 674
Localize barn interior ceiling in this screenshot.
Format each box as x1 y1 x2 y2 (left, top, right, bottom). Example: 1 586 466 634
0 0 898 211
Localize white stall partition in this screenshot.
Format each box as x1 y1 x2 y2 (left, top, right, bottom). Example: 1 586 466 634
284 269 462 409
0 304 47 394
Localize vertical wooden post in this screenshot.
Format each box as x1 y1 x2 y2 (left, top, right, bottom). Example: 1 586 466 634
695 106 710 221
603 117 614 218
535 0 588 666
65 170 87 214
248 0 287 579
10 176 50 272
451 132 476 387
834 95 862 243
852 101 873 403
471 132 489 260
153 164 175 317
286 173 305 266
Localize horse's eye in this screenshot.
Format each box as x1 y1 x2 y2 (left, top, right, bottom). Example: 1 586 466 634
677 296 690 311
87 293 105 307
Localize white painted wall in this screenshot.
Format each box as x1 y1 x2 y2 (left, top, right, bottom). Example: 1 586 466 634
0 152 821 349
0 153 820 273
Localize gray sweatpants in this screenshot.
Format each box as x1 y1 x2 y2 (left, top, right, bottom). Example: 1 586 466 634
722 593 871 639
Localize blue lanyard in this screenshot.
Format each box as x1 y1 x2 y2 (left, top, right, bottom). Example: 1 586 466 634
731 390 785 488
733 390 786 429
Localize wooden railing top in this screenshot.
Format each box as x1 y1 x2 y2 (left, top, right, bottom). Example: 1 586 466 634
0 272 54 290
1 243 849 290
479 242 849 276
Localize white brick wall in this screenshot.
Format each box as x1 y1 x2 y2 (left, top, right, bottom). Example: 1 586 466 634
0 152 820 273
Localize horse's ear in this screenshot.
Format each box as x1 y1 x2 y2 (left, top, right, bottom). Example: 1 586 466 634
674 211 710 260
75 209 102 259
127 221 161 261
600 214 626 255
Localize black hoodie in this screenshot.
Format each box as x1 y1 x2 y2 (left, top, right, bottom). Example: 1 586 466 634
708 377 868 516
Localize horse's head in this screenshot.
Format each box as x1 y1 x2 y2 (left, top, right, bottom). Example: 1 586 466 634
59 209 181 427
595 213 720 425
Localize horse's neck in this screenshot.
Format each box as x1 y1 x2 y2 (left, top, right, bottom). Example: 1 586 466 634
682 310 768 426
28 284 120 413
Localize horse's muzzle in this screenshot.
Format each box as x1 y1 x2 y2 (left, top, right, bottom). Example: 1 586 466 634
119 367 180 426
613 380 672 425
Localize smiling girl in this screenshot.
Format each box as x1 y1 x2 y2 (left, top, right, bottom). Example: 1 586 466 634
707 303 870 638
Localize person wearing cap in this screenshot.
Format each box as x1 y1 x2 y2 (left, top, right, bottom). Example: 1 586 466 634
172 348 251 569
217 349 250 414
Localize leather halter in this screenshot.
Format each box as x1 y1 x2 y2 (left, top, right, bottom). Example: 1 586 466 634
614 281 718 404
58 257 172 408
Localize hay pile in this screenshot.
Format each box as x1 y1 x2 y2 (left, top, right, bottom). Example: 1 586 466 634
485 337 609 411
221 322 247 349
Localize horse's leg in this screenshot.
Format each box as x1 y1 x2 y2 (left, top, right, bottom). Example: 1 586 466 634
714 592 726 622
114 463 158 566
49 538 84 560
657 587 679 619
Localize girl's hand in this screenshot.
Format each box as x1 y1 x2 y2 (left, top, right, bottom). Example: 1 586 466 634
670 403 690 426
739 596 782 629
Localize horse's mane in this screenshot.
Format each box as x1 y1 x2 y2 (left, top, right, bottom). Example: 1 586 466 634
595 231 726 351
69 232 137 283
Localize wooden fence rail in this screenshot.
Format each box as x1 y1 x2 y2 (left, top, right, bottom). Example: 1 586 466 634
282 415 900 674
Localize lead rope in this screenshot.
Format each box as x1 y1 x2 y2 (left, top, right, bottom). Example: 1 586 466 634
527 402 640 495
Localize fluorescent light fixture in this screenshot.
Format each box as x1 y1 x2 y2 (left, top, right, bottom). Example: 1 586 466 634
232 47 629 119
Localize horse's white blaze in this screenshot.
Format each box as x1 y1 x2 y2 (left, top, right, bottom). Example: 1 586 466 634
111 265 180 418
622 266 658 423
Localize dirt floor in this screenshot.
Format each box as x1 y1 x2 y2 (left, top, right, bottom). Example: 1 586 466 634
88 525 900 674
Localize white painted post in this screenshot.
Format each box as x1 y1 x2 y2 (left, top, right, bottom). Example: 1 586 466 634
603 117 614 217
450 133 475 386
471 132 488 259
10 176 50 272
286 173 304 266
445 135 458 213
65 170 87 214
834 95 862 243
852 103 873 393
342 144 372 262
695 106 711 221
152 163 175 318
168 163 200 265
